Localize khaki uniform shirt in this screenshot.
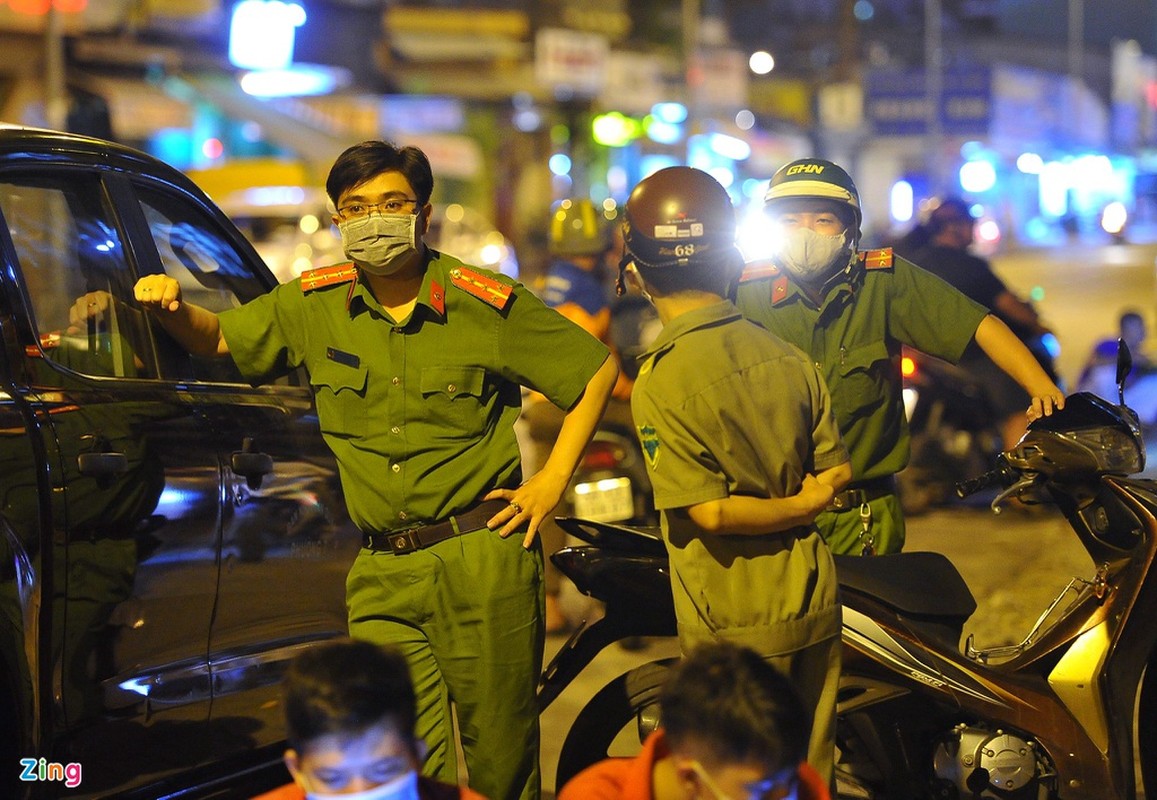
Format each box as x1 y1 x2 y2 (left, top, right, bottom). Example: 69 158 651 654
736 252 987 482
631 300 848 654
218 251 609 534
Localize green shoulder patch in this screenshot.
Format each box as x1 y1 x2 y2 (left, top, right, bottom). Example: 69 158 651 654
637 424 660 470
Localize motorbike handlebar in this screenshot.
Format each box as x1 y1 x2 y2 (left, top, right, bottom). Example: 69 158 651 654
955 457 1016 499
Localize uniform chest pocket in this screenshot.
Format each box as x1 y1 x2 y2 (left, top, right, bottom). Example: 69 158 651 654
833 340 892 421
310 360 369 439
420 366 487 437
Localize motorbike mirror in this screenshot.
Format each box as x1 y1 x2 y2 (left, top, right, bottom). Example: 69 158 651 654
1116 337 1133 405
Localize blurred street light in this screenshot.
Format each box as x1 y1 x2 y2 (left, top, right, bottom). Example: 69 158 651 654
749 50 775 75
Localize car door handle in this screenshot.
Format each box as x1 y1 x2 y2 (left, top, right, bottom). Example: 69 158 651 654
77 451 128 476
231 437 273 490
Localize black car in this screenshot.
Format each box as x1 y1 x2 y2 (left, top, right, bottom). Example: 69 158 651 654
0 126 361 798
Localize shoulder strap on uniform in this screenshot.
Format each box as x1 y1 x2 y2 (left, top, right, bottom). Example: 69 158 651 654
301 263 358 293
448 266 513 311
858 247 894 270
739 259 781 283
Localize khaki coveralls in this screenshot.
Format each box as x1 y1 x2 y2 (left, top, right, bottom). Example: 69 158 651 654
631 300 849 783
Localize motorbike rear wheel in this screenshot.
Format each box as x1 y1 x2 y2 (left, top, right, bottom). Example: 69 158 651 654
553 659 674 793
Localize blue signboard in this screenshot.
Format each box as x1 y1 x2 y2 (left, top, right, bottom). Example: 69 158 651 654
865 66 992 136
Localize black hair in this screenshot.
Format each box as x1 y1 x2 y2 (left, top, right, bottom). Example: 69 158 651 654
660 640 809 768
282 639 417 754
325 140 434 207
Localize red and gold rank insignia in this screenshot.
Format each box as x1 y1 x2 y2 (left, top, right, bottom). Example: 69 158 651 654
859 247 894 270
448 266 512 310
739 259 780 283
301 263 358 293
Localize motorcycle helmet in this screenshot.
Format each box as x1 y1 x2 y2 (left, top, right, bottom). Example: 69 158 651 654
764 158 862 243
550 198 610 258
923 196 976 233
621 166 738 273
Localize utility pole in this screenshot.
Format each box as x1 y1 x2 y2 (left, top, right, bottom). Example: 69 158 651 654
924 0 943 192
1068 0 1084 88
45 1 69 130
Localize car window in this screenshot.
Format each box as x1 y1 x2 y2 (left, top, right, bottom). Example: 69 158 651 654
135 185 274 384
0 175 156 381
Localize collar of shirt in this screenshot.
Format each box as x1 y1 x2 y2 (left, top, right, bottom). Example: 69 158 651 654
639 299 743 361
772 261 863 313
346 249 450 323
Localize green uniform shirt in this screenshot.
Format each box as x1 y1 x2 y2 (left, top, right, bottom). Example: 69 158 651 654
632 300 848 654
736 253 987 481
218 251 609 534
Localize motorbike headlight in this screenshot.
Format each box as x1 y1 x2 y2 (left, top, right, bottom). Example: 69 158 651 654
1008 426 1144 477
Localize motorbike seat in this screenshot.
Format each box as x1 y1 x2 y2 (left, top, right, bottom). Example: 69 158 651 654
834 552 977 622
555 516 667 557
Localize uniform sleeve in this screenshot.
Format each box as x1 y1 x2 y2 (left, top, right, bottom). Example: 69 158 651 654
497 285 610 410
886 257 989 363
631 374 729 510
807 364 850 471
217 279 307 384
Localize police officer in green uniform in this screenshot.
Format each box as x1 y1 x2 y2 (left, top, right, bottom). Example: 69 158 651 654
736 158 1064 556
133 140 617 800
621 166 852 784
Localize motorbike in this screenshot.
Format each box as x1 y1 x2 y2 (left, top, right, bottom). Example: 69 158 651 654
538 347 1157 799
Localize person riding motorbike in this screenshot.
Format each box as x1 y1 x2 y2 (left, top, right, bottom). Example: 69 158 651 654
900 197 1059 451
735 159 1064 556
524 198 634 633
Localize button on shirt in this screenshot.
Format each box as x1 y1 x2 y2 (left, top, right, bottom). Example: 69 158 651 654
218 251 609 533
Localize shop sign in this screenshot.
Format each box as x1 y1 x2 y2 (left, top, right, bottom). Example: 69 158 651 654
0 0 132 32
535 27 608 97
865 66 991 136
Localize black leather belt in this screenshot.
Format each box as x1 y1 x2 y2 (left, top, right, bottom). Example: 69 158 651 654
363 499 509 555
826 476 896 512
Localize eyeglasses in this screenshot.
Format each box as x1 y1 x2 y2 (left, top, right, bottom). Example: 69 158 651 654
690 761 800 800
337 198 420 220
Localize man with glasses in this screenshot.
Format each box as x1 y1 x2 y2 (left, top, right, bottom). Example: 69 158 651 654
559 641 830 800
134 140 617 800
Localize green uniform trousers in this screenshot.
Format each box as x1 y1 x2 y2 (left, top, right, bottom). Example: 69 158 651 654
815 492 905 556
347 526 544 800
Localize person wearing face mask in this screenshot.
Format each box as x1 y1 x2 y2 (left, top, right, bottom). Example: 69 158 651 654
616 166 851 783
252 639 488 800
134 140 618 800
559 640 831 800
736 158 1064 557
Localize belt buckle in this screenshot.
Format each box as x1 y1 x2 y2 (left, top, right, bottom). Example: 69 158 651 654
388 529 420 555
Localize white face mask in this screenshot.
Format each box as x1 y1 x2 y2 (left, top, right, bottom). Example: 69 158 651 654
304 769 419 800
339 213 419 277
775 227 853 284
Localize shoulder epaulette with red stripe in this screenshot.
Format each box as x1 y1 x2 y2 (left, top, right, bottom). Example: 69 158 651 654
448 266 512 310
858 247 894 270
301 263 358 293
739 259 781 283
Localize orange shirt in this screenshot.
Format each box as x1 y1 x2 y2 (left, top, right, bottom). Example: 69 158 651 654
558 730 831 800
251 775 488 800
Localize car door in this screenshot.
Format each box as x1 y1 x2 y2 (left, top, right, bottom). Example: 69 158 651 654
126 179 361 752
0 166 222 796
